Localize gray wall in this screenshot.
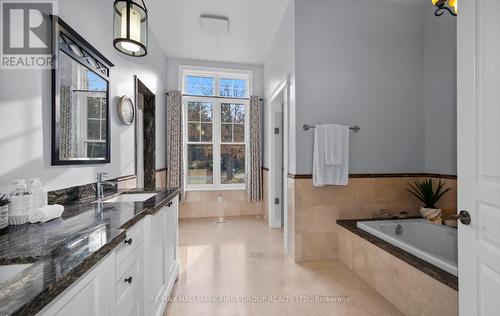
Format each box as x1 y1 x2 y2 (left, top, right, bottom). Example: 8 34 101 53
424 6 457 175
294 0 427 174
263 0 457 175
0 0 168 193
263 0 296 172
166 58 263 96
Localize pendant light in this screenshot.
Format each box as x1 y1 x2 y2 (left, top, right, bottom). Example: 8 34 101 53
113 0 148 57
432 0 457 16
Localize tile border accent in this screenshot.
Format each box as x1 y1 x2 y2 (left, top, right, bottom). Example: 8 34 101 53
285 172 457 180
337 218 458 290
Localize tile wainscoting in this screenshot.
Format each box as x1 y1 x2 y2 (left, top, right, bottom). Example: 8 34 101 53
338 225 458 315
117 169 167 189
179 169 268 219
179 190 264 219
284 174 457 262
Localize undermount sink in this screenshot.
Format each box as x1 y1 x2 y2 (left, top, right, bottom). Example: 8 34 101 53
100 193 156 203
0 264 33 284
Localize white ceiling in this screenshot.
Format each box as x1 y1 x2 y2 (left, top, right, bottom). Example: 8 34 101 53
147 0 290 65
382 0 428 6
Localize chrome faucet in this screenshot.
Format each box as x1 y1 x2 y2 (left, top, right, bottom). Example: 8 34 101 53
96 172 117 200
395 224 403 235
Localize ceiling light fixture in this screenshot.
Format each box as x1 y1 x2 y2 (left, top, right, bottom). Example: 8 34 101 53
200 15 229 36
432 0 457 16
113 0 148 57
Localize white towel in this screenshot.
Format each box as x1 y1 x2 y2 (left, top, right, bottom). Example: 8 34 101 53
313 125 349 186
324 124 343 165
29 204 64 223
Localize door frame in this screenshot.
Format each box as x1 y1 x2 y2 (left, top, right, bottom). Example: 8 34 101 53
135 77 156 189
268 75 290 252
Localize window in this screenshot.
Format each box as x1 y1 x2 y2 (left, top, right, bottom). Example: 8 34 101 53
84 71 107 158
182 67 251 190
85 96 107 158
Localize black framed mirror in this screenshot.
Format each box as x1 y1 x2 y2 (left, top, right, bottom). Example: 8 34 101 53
51 17 114 165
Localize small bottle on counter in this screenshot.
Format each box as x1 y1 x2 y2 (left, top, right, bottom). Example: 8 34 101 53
9 179 33 222
29 178 47 209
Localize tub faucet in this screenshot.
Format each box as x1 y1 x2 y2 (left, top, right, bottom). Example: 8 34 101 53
395 224 403 235
96 172 117 200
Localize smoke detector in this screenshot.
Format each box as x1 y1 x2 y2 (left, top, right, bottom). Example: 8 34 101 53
200 15 229 35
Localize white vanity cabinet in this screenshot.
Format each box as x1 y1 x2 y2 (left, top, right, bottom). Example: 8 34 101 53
37 194 179 316
37 252 116 316
144 196 180 316
115 220 145 316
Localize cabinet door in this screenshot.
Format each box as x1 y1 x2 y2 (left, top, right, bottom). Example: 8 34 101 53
150 208 166 299
146 207 167 316
165 196 179 276
38 253 115 316
164 205 175 276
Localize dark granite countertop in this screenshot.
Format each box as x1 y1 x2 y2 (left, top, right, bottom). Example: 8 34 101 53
336 218 458 291
0 187 180 316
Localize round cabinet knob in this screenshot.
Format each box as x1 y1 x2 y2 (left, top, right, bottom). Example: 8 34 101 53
458 210 471 225
124 276 133 284
124 238 133 245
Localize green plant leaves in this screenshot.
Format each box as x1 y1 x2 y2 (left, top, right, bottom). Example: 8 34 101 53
406 178 451 209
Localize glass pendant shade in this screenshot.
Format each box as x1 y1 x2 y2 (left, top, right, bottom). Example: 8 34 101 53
113 0 148 57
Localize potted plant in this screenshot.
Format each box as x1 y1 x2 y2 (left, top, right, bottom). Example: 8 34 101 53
0 194 10 229
407 178 451 220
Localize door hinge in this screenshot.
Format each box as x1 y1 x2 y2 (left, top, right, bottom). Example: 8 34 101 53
274 127 280 134
274 198 280 205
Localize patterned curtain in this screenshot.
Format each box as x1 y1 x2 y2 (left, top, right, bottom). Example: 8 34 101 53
166 90 184 198
60 86 77 159
247 96 263 202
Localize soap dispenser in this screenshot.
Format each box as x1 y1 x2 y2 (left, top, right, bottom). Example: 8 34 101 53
29 178 47 209
8 179 33 225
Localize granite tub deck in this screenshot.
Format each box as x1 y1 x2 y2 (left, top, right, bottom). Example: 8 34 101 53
337 218 458 316
0 187 180 316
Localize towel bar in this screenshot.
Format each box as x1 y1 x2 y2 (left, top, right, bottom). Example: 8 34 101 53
303 124 361 132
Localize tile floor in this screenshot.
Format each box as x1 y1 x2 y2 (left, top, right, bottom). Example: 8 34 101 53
164 216 402 316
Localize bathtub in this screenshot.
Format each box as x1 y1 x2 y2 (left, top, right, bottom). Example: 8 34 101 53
357 219 458 276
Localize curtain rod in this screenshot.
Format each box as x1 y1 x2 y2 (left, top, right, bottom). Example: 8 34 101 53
166 92 263 101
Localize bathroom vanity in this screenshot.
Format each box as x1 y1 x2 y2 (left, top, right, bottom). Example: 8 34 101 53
0 188 180 316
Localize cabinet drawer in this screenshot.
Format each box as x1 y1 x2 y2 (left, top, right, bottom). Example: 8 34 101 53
115 220 144 266
116 244 143 305
117 279 144 316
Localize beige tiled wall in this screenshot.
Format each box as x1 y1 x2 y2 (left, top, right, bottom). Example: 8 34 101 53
338 226 458 316
117 176 137 189
156 169 167 188
116 169 168 190
290 176 457 262
179 190 263 219
287 177 296 261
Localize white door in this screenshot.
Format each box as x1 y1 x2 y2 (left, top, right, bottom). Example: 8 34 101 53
272 110 284 228
458 1 500 315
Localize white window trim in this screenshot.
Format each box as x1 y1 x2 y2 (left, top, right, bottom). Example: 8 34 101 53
180 66 252 191
179 65 253 99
